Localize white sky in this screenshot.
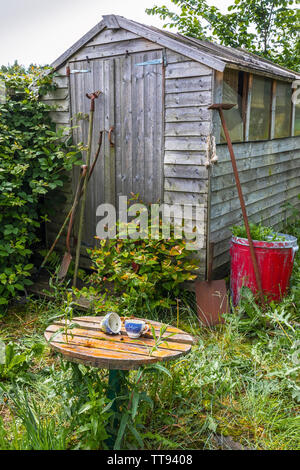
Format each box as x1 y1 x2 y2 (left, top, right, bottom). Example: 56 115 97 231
0 0 232 66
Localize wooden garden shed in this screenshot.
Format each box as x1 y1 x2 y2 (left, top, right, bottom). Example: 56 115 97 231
44 14 300 278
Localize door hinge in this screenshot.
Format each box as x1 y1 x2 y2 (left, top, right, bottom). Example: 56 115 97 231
69 69 91 74
135 58 166 67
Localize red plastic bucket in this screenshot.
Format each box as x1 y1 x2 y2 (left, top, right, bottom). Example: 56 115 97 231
230 233 298 305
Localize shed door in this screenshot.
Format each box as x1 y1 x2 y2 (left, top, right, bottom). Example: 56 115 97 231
70 50 163 248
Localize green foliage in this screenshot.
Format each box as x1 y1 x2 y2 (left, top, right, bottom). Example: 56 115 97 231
55 362 114 450
0 64 81 308
113 364 171 450
231 223 286 241
0 283 300 449
0 385 67 450
88 229 199 316
0 340 45 380
0 201 299 450
146 0 300 71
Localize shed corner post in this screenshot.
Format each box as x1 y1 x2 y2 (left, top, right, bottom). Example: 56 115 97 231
212 70 223 144
291 83 296 137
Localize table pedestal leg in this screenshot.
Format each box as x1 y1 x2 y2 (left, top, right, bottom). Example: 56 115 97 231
106 369 128 449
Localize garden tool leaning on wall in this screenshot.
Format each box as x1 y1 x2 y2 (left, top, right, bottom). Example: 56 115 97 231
73 91 101 287
208 103 265 306
39 130 103 276
57 164 87 280
39 120 103 280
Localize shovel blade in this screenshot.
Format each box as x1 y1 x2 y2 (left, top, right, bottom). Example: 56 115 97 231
195 280 229 326
58 252 72 281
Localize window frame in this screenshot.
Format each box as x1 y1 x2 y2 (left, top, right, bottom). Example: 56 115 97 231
220 67 297 143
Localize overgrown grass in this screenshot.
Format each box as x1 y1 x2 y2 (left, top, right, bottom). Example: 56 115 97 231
0 222 299 450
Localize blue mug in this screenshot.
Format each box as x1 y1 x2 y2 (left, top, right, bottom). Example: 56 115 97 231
124 319 149 339
100 312 121 335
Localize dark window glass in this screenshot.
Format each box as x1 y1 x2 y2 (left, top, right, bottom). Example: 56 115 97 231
275 82 292 138
249 76 272 141
221 69 245 143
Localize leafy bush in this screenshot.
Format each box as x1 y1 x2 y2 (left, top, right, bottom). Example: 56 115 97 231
231 223 286 241
0 64 81 309
88 226 199 316
0 340 45 380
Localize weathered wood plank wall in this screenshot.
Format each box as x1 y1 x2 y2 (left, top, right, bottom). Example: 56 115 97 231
163 50 213 276
44 28 165 266
114 49 163 206
210 136 300 274
44 31 215 277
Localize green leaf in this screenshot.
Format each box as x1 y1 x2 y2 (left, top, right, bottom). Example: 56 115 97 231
146 363 172 378
114 413 129 450
128 423 144 448
131 391 140 420
78 401 93 414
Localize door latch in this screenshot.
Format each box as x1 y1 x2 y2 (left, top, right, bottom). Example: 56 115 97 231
108 126 115 148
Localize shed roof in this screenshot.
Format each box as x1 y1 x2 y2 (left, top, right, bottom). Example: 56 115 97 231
52 14 299 81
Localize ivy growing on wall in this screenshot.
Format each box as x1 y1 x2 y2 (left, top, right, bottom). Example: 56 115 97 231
0 64 81 310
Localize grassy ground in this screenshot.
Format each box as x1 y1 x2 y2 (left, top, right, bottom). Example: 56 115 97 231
0 224 300 450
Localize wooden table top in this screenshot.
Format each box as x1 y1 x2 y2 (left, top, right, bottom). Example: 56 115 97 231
44 316 195 370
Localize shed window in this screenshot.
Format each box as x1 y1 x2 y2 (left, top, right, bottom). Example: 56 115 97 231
249 76 272 141
221 69 245 143
275 82 292 138
221 69 295 143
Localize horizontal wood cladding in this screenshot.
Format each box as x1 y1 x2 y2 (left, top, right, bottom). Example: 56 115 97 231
165 136 208 151
165 121 211 137
165 61 211 78
89 29 140 46
70 38 163 62
162 51 213 279
42 88 69 101
165 177 208 194
165 91 211 108
165 106 211 122
164 164 207 179
164 192 207 205
164 151 207 165
165 76 212 94
165 50 190 64
210 136 300 270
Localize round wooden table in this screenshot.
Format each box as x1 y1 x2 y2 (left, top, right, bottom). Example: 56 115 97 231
44 316 195 370
44 316 195 448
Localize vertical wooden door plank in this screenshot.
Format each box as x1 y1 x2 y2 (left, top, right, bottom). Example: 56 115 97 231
121 55 133 199
132 52 145 199
104 59 116 206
